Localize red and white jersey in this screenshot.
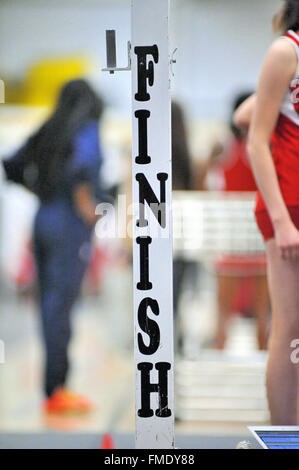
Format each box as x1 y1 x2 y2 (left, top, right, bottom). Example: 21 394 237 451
280 30 299 125
256 30 299 213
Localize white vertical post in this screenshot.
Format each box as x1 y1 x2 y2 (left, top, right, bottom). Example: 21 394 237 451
131 0 174 449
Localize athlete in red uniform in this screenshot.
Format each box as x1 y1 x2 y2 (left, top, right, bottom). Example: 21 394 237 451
255 28 299 239
212 94 269 351
235 0 299 425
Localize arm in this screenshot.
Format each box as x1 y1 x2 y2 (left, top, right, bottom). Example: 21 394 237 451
73 183 99 227
193 142 224 190
233 94 257 131
71 121 102 227
2 145 28 186
248 39 299 259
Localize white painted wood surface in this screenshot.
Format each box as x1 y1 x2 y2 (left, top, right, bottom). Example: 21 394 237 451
131 0 175 449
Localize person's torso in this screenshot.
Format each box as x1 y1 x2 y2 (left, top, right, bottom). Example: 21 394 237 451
42 120 102 204
256 30 299 212
220 137 257 192
280 30 299 126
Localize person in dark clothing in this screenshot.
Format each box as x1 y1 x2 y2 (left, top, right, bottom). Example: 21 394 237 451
171 101 196 353
3 79 106 413
171 101 192 192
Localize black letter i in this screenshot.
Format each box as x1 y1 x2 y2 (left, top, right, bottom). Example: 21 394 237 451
136 236 152 290
135 110 151 164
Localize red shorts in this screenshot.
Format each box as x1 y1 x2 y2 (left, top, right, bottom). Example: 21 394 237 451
215 255 267 276
255 206 299 241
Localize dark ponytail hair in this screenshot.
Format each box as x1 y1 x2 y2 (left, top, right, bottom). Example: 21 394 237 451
276 0 299 34
171 101 192 190
7 79 104 200
230 92 253 138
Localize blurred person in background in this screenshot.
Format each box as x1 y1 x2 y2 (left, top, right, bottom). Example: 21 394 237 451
207 93 270 351
172 101 225 353
172 101 193 316
235 0 299 424
172 101 195 353
3 79 106 414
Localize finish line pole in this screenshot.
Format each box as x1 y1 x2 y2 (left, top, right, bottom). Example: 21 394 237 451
103 0 174 450
131 0 174 450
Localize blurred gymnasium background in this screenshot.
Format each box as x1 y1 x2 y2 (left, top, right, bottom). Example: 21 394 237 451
0 0 281 447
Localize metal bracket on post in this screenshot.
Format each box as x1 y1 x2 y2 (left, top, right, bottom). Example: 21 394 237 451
102 0 174 449
170 48 177 76
102 30 131 74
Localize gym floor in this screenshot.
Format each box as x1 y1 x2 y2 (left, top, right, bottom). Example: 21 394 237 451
0 260 269 448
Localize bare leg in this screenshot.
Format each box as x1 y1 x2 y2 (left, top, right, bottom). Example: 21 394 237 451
215 274 237 349
265 239 299 425
253 274 270 350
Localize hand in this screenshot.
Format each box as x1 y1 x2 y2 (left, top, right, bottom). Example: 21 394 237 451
274 219 299 260
73 184 99 228
208 141 224 163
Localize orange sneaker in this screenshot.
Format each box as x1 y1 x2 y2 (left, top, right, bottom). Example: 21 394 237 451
44 388 93 415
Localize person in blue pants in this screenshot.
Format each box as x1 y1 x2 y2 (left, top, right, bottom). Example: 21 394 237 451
3 79 108 413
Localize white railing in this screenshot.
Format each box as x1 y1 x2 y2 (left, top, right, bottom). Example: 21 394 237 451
173 191 265 259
